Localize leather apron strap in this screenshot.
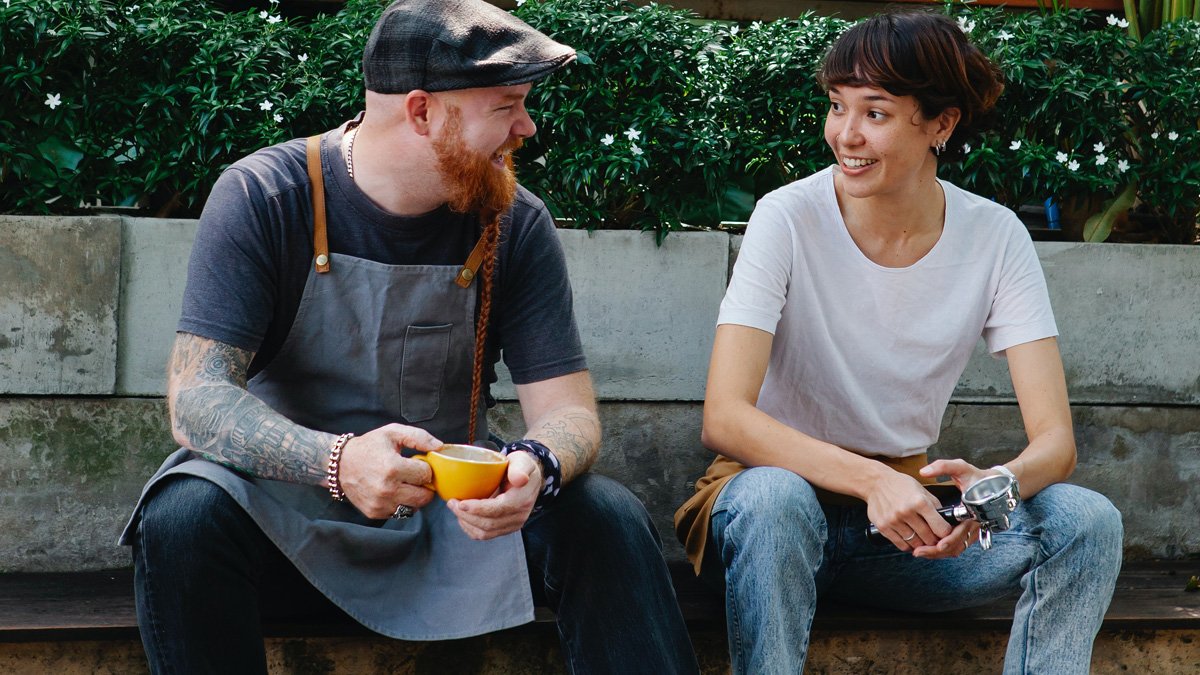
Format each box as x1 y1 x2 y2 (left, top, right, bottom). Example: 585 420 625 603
306 135 331 274
308 132 485 285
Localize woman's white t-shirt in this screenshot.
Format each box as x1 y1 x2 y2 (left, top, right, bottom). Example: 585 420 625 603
718 166 1058 458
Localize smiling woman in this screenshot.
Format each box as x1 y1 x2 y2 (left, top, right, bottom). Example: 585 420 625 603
676 10 1124 675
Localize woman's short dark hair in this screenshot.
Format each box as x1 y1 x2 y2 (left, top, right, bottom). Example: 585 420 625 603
816 11 1004 161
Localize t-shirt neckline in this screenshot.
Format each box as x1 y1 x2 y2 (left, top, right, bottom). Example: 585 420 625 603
822 166 954 273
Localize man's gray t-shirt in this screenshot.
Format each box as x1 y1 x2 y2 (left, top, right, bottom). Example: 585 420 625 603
179 125 586 400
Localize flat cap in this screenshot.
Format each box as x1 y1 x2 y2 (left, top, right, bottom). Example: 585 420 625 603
363 0 576 94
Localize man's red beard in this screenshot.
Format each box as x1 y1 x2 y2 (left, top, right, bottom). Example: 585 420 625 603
433 106 521 217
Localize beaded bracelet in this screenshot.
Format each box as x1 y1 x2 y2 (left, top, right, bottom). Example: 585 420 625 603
326 432 355 502
501 439 562 512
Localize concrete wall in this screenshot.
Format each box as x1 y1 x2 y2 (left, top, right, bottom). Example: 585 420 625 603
0 215 1197 571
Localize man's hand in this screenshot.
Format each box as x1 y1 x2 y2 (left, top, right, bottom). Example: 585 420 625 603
339 424 441 519
446 451 543 540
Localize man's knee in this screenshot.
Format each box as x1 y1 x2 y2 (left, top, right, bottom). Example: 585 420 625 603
136 476 249 562
547 473 659 547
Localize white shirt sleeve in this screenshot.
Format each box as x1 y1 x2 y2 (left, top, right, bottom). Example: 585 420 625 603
717 198 795 334
982 221 1059 355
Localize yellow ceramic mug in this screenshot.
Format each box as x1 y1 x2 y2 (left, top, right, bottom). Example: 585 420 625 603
413 444 508 501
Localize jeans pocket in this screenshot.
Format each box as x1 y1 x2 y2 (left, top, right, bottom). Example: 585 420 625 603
400 323 452 423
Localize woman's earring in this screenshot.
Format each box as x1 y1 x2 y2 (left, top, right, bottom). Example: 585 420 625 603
934 138 948 156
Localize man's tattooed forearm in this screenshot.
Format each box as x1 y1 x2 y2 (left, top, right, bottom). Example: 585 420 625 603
529 409 600 483
169 333 333 485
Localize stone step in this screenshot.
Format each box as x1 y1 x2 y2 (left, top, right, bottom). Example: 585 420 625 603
0 562 1196 673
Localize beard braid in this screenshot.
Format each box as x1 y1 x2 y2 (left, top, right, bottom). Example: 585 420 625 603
433 106 521 219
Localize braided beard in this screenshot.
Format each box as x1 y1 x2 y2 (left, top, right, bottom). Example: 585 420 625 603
433 106 521 218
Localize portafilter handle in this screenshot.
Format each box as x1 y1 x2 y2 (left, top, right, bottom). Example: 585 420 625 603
865 504 969 546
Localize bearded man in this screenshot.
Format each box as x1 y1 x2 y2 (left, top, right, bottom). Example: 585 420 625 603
119 1 699 672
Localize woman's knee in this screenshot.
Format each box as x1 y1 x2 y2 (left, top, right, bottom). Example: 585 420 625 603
1028 483 1124 558
711 467 826 563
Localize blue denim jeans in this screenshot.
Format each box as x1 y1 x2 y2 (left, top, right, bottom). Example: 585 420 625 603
703 467 1123 675
133 473 698 675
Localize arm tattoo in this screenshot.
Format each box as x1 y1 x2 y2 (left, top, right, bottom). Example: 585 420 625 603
168 333 335 485
527 409 600 484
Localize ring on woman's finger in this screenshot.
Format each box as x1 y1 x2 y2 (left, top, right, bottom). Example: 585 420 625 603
391 504 414 520
901 532 917 542
963 534 970 550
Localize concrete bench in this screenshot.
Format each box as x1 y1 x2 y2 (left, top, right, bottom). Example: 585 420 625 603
2 216 1199 672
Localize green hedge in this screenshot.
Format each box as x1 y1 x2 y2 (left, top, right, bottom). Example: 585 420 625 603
3 0 1198 242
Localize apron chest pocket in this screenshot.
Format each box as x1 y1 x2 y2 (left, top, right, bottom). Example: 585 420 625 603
400 323 453 423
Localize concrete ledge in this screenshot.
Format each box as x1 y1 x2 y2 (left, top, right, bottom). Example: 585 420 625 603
492 230 729 401
0 217 120 395
116 219 196 396
42 217 1190 406
0 398 174 573
2 399 1192 572
956 243 1200 405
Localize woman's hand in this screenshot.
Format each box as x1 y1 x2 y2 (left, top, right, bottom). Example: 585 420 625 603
919 457 990 494
864 470 953 551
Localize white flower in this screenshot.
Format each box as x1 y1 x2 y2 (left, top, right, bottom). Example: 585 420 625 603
630 144 643 156
997 31 1013 41
624 128 641 141
600 134 615 146
1093 142 1105 153
1095 154 1108 166
516 0 526 5
267 14 281 24
1106 14 1120 25
962 143 972 154
1009 140 1022 151
44 93 62 109
1151 132 1160 140
298 53 309 63
259 10 268 19
1067 159 1080 171
1056 151 1069 163
1118 18 1129 28
273 113 283 123
957 17 976 33
259 99 273 111
1168 131 1179 141
1117 159 1130 173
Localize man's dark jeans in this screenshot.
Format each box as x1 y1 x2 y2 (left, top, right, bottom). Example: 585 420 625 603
132 473 699 674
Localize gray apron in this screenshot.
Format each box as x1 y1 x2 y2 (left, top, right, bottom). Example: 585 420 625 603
121 130 533 640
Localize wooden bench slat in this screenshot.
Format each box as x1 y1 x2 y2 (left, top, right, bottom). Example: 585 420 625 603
1 563 1196 643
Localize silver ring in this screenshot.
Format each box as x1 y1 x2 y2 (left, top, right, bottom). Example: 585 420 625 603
901 532 917 542
964 535 971 550
391 504 414 520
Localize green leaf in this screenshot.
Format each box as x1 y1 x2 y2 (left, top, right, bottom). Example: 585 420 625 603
1083 181 1138 242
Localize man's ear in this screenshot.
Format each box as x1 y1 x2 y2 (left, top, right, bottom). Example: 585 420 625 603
405 90 435 136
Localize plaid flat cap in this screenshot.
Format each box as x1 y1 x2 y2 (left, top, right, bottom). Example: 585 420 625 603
363 0 576 93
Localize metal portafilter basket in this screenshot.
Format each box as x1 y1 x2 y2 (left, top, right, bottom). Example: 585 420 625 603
866 473 1021 550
